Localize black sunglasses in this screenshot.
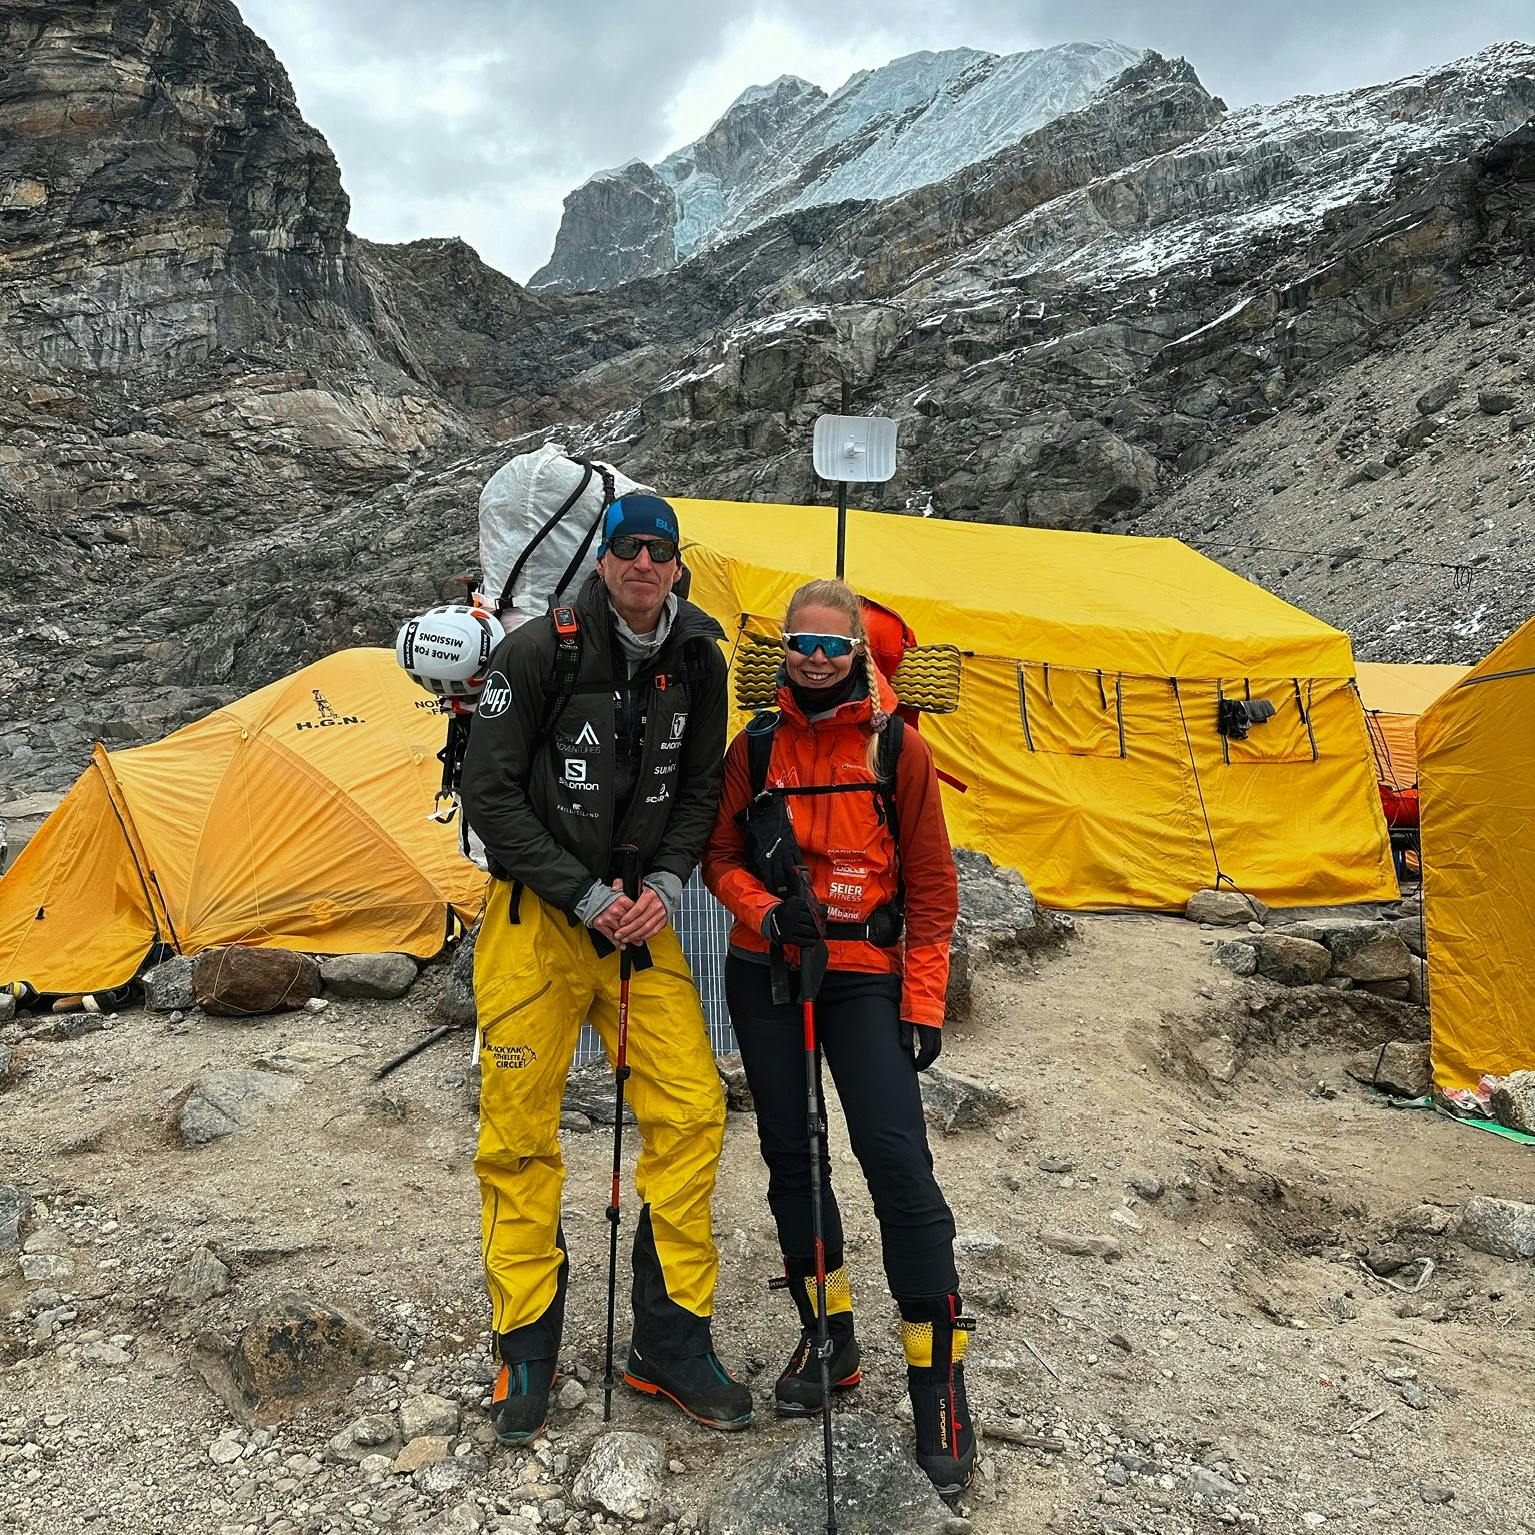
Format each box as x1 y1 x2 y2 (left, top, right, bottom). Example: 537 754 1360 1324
606 533 679 563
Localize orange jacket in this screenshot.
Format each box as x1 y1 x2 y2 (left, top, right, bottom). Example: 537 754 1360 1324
703 671 958 1026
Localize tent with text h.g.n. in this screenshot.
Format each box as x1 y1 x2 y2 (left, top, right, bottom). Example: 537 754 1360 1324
0 648 484 997
1418 616 1535 1091
674 497 1397 912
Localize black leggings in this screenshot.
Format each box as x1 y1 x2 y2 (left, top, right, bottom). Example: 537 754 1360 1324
726 956 958 1302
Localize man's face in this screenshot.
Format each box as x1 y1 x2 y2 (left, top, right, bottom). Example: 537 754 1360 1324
598 536 682 627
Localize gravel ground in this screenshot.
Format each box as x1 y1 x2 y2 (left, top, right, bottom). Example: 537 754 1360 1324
2 914 1532 1534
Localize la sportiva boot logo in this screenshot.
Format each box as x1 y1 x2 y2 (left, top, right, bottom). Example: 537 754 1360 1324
296 689 365 731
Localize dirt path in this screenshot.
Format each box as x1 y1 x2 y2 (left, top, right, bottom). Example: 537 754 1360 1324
2 913 1531 1534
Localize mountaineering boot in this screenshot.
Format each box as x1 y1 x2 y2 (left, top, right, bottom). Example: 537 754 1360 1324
489 1354 557 1444
773 1258 861 1416
489 1240 568 1445
623 1342 753 1431
899 1294 977 1496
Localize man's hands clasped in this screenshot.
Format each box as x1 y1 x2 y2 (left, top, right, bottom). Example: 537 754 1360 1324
591 880 669 946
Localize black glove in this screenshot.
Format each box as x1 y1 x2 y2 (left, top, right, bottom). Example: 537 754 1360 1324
765 897 823 947
899 1019 943 1072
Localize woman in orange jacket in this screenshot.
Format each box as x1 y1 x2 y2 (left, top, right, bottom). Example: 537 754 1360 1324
703 577 973 1495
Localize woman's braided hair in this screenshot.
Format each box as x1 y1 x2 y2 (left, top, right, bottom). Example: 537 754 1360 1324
784 577 889 768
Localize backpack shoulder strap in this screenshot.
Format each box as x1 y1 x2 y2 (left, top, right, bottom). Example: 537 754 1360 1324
744 710 780 799
682 633 714 694
875 714 905 849
523 604 583 760
547 459 620 605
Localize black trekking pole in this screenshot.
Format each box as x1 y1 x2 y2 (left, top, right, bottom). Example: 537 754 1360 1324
793 872 837 1535
602 845 641 1421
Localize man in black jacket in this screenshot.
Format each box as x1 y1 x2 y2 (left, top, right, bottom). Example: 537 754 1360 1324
462 493 750 1443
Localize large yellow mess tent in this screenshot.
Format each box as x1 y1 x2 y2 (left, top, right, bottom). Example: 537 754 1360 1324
1418 617 1535 1091
1356 662 1469 790
676 498 1396 910
0 648 484 996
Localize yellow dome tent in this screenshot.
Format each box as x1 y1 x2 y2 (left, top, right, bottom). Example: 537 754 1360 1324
0 648 484 996
1355 662 1470 790
1418 616 1535 1091
675 498 1397 911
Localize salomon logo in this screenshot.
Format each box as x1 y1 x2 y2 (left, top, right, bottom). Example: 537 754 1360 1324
479 672 513 719
671 713 687 740
564 758 586 783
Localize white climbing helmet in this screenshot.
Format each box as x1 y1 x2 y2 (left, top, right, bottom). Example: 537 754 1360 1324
395 603 500 699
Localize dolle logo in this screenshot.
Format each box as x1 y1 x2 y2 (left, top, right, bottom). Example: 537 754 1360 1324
478 672 513 719
295 689 363 731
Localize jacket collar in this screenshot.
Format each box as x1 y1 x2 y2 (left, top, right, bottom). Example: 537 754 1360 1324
775 665 898 729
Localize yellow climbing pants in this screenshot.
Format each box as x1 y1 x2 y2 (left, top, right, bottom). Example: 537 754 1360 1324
473 880 725 1359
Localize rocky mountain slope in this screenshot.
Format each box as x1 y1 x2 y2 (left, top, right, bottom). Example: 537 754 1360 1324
530 41 1145 292
2 4 1533 802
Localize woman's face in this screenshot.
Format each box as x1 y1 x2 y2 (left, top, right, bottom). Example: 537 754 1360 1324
783 602 859 690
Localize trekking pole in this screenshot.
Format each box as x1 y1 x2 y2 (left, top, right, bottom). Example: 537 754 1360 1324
602 844 641 1422
803 992 838 1535
792 870 836 1535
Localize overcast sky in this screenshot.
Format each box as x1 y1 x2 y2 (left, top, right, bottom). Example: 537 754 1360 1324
237 1 1531 282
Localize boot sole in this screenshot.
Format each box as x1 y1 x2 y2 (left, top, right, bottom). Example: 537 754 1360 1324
773 1368 863 1417
494 1416 548 1446
621 1371 753 1432
918 1462 975 1500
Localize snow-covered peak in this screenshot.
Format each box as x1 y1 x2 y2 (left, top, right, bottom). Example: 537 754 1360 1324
823 48 994 142
727 75 821 112
536 37 1151 290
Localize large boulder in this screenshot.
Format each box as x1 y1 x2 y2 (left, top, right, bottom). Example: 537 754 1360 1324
947 848 1067 1021
229 1292 392 1406
1451 1198 1535 1261
1383 917 1426 958
573 1431 666 1522
1276 919 1412 981
920 1065 1013 1135
1216 934 1330 986
563 1062 636 1125
178 1067 302 1145
194 947 320 1016
435 923 478 1026
1185 888 1267 926
142 955 197 1012
708 1411 964 1535
1346 1040 1431 1098
319 953 418 1000
1490 1072 1535 1135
